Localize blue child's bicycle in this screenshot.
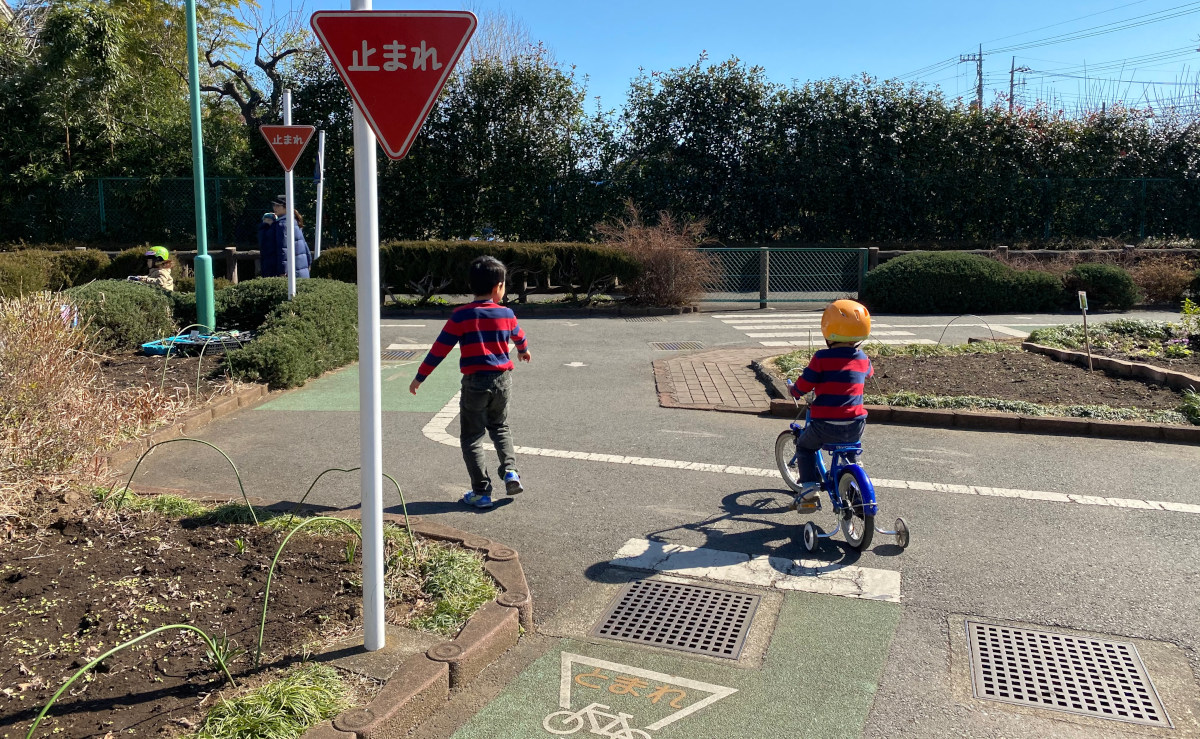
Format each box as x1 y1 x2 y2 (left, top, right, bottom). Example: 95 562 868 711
775 400 910 553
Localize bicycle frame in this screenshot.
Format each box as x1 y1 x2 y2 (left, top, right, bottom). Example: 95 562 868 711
789 413 878 517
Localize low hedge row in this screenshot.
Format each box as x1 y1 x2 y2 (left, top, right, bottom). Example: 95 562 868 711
312 241 641 299
64 279 177 350
861 252 1140 313
224 279 358 390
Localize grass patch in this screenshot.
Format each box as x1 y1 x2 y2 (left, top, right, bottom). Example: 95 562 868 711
864 391 1193 425
773 341 1019 378
189 662 347 739
390 540 498 637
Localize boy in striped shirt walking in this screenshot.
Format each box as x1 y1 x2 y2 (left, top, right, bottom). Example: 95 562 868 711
409 256 531 509
786 300 874 511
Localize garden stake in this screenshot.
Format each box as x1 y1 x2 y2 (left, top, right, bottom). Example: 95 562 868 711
289 466 362 524
384 472 419 557
256 516 362 667
935 314 998 346
160 323 210 395
288 468 419 557
26 624 235 739
1079 291 1094 371
107 437 258 524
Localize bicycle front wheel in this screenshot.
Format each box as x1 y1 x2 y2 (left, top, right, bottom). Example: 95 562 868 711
542 711 584 735
775 430 806 495
838 470 875 550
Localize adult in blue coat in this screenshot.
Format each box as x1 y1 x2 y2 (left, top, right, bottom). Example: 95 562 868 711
258 194 311 279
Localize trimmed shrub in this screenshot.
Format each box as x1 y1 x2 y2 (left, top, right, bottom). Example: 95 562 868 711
862 252 1060 313
49 250 110 289
1063 263 1139 311
311 247 357 283
215 277 290 330
102 247 149 279
173 275 233 294
64 279 177 350
225 279 358 389
0 251 53 296
1127 256 1194 304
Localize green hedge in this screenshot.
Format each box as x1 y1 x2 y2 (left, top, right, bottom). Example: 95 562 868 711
1064 263 1139 311
861 252 1064 313
0 249 113 296
313 241 640 298
225 279 358 389
63 279 176 350
214 278 291 330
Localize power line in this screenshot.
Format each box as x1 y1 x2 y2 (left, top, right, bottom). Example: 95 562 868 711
1025 69 1200 86
986 2 1200 55
982 0 1152 44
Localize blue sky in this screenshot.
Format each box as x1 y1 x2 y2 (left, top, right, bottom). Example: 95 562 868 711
304 0 1200 113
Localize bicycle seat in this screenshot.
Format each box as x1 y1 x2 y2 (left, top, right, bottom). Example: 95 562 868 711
822 443 863 453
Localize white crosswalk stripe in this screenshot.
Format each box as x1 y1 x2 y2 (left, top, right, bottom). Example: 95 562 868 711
714 312 932 348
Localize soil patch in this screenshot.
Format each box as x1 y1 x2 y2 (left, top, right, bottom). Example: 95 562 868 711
865 352 1185 410
0 511 363 739
99 352 233 399
1090 347 1200 375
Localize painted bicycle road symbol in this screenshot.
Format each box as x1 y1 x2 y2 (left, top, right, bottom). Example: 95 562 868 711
543 703 650 738
543 653 737 735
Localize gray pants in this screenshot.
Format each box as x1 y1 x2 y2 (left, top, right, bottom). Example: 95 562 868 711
795 418 866 484
460 371 517 493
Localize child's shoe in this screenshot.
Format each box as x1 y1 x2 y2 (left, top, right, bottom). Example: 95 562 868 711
790 487 821 512
461 491 493 509
504 471 524 496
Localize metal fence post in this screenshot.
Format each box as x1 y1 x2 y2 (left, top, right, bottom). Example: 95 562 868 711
867 247 879 271
859 248 869 296
97 179 107 235
759 246 769 309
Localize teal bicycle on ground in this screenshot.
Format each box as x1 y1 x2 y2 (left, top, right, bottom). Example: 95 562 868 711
775 399 910 553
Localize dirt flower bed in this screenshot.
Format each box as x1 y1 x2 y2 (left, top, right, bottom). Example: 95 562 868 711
773 343 1197 425
0 497 495 739
99 352 237 400
1027 313 1200 374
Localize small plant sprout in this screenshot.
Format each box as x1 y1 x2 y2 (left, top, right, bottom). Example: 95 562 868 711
209 630 246 667
344 539 357 565
233 538 248 555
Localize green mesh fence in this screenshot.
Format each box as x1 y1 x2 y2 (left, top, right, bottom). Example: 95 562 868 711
701 247 867 303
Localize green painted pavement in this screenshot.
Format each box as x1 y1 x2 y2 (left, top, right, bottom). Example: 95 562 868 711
452 592 900 739
257 358 461 412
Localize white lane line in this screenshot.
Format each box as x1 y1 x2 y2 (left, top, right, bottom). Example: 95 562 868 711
422 395 1200 516
747 331 915 338
988 325 1032 338
611 538 901 603
387 343 430 350
760 339 936 347
710 313 819 319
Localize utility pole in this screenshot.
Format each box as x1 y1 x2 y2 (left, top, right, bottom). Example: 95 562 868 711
960 44 984 111
1008 57 1031 114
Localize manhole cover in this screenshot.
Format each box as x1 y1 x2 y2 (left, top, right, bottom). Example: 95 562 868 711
381 349 419 361
592 579 759 660
966 621 1171 727
649 341 704 351
625 316 666 323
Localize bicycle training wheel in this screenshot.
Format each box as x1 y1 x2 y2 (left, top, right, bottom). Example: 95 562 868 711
837 471 875 550
775 430 806 495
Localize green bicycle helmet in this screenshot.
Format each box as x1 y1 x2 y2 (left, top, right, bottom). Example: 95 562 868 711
145 246 170 262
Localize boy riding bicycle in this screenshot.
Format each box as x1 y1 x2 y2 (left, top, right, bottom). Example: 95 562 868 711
786 299 874 512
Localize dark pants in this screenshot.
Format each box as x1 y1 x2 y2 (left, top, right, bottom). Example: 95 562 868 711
460 371 516 494
795 418 866 485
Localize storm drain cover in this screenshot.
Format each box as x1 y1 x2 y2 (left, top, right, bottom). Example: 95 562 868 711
625 316 666 323
381 349 419 361
592 579 759 660
966 621 1171 727
649 341 704 351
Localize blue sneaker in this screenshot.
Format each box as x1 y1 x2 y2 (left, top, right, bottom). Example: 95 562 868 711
461 491 493 509
504 470 524 496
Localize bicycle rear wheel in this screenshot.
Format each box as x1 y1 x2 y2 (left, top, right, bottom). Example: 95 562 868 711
774 430 806 495
838 470 875 550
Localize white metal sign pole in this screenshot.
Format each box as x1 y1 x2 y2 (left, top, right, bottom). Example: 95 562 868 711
283 89 297 299
314 130 326 260
351 0 385 652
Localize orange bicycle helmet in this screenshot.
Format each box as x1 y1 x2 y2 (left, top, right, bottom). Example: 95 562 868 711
821 299 871 343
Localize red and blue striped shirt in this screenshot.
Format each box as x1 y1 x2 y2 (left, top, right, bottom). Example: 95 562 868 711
788 346 874 420
415 301 528 382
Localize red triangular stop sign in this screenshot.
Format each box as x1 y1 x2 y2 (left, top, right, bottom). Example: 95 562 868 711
311 11 476 160
260 125 317 172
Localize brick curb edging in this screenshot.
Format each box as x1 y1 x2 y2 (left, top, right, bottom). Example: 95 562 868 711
96 383 273 471
302 516 531 739
1022 341 1200 393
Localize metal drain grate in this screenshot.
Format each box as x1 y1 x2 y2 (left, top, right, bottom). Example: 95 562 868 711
592 579 759 660
625 316 666 323
966 621 1171 727
381 349 419 361
649 341 704 351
